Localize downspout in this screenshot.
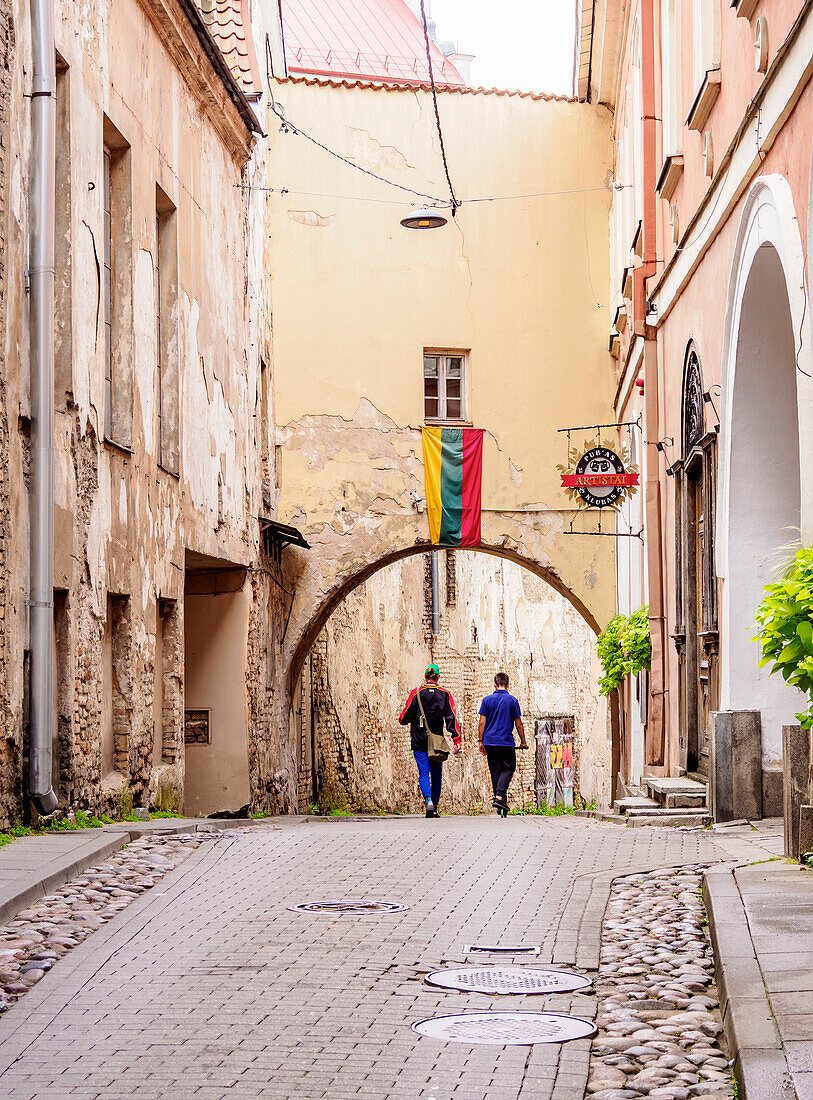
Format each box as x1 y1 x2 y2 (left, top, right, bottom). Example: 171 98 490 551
430 552 440 635
638 0 668 769
27 0 58 814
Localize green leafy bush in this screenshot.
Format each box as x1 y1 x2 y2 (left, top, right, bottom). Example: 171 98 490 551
622 606 652 677
597 614 628 696
596 605 651 696
754 546 813 728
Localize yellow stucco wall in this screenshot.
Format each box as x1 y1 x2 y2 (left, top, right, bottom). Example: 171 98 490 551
267 79 618 678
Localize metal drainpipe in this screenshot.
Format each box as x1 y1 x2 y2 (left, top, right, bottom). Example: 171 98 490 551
430 551 440 635
27 0 58 815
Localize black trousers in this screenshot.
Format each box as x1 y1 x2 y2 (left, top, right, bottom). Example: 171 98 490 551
485 746 517 801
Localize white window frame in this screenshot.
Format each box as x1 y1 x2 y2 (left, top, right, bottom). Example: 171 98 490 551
423 350 469 423
693 0 720 94
661 0 682 157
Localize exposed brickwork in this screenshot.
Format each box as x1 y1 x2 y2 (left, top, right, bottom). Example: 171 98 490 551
159 600 183 766
245 562 292 814
0 1 284 826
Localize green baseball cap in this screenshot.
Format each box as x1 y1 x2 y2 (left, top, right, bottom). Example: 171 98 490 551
425 663 440 677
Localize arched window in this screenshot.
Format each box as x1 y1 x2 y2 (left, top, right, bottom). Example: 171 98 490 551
682 346 705 456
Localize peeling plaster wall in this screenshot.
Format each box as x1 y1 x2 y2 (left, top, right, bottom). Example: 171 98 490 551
0 0 284 824
302 552 611 813
0 0 14 810
268 81 618 803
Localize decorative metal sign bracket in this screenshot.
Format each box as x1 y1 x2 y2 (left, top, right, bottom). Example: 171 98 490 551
557 416 644 536
563 512 644 540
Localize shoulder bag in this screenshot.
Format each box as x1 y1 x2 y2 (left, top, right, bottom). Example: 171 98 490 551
416 686 450 763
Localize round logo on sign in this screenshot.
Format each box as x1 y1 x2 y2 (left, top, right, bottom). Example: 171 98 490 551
557 441 639 511
574 447 625 508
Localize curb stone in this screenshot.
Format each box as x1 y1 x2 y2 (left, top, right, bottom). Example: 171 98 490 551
703 865 794 1099
0 835 235 1074
0 817 255 926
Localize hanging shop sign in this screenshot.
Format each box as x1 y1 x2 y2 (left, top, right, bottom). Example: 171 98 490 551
558 444 639 510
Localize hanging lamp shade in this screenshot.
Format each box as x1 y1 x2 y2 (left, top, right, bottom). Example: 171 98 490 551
400 207 448 229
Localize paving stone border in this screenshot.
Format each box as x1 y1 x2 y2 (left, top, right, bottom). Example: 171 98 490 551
0 833 225 1014
588 864 736 1099
703 865 795 1100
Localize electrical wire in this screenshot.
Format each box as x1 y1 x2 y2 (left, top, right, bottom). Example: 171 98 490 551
264 35 446 206
418 0 460 214
236 182 620 205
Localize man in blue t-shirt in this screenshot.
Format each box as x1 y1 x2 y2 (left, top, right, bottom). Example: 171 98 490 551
478 672 527 817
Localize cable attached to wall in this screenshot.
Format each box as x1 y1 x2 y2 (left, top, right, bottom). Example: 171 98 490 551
264 34 446 206
418 0 460 216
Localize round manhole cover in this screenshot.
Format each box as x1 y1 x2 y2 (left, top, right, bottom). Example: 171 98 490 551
425 967 592 995
413 1011 596 1045
287 900 409 915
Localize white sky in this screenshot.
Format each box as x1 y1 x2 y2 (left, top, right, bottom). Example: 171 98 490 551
430 0 576 96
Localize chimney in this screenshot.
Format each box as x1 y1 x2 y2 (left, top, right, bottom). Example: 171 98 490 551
446 52 474 84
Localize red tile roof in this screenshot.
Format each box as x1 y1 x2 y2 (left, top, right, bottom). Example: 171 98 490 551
280 0 466 87
198 0 262 98
282 73 577 103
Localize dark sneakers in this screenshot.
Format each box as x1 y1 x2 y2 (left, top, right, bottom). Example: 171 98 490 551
492 796 508 818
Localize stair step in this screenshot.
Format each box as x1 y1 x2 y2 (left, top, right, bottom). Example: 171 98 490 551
614 796 659 815
645 776 708 794
625 812 711 829
663 791 707 809
645 776 708 808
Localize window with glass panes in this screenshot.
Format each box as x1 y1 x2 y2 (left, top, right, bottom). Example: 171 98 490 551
423 353 466 421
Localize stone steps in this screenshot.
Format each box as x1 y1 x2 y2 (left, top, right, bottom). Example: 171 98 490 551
584 777 711 828
644 776 708 810
578 805 711 828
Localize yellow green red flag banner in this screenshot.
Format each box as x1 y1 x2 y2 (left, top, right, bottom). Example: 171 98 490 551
421 426 484 547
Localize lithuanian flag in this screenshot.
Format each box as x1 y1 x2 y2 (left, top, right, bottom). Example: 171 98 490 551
422 427 484 547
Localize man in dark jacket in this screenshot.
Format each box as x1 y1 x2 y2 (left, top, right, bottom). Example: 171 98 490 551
399 664 461 817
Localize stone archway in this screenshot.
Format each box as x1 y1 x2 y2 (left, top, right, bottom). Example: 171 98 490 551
717 177 811 791
291 544 614 814
271 406 621 811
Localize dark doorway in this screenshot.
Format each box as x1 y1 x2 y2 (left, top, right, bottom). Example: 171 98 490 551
674 347 717 775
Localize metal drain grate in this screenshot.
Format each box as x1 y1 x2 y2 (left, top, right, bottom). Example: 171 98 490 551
425 966 591 995
413 1011 597 1045
287 900 409 915
463 944 540 955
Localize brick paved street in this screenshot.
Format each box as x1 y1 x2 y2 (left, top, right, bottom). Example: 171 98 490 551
0 816 721 1100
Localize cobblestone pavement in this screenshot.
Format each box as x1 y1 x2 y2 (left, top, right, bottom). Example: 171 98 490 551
0 816 723 1100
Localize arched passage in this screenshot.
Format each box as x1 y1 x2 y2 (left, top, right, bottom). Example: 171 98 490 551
290 544 615 814
288 540 602 692
719 178 810 778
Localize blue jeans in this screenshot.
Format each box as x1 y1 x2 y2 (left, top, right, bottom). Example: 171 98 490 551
413 751 443 806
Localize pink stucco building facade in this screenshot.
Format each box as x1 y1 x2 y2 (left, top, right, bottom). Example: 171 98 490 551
585 0 813 815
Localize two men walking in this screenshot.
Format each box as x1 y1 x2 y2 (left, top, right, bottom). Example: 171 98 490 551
399 667 526 817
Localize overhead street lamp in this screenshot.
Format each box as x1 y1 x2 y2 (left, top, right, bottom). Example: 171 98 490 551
400 207 448 229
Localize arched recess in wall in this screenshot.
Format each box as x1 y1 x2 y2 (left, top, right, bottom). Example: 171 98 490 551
717 176 811 770
292 543 617 812
674 343 718 776
288 541 602 692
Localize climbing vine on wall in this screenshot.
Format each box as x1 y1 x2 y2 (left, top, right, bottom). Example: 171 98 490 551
596 605 652 697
